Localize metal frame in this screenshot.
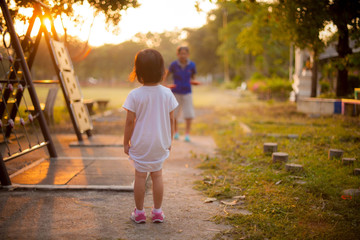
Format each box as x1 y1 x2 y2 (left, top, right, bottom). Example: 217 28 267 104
0 1 57 186
29 2 93 141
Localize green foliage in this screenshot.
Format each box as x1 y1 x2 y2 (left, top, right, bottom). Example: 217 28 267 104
247 76 292 101
274 0 326 51
274 0 360 97
31 32 181 84
7 0 139 25
132 31 181 65
319 80 330 94
349 53 360 70
236 3 269 56
217 1 290 81
186 8 223 75
74 40 145 83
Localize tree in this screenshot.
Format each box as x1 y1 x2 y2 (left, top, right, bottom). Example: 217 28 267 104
216 1 290 82
275 0 327 97
73 31 182 84
186 7 223 75
75 40 146 83
275 0 360 97
1 0 140 79
328 0 360 96
6 0 139 25
132 31 181 67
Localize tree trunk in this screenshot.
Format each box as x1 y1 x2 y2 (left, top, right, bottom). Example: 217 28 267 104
336 68 348 97
311 49 318 97
335 22 351 97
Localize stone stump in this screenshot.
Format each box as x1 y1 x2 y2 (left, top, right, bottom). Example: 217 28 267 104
342 158 356 166
342 189 360 198
328 149 343 160
287 134 299 139
354 168 360 176
264 143 278 155
285 163 303 172
272 152 288 163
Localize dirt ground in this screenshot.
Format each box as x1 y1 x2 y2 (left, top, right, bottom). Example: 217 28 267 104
0 109 231 239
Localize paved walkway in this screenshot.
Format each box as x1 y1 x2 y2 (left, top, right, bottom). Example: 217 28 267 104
1 134 230 239
8 134 134 190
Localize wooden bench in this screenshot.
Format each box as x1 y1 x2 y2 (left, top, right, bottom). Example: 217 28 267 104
341 99 360 116
83 99 95 115
96 99 109 111
83 99 109 115
27 87 59 124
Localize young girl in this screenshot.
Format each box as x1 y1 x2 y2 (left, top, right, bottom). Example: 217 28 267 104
123 49 178 223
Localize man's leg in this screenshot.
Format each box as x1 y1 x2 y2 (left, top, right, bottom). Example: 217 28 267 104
183 93 194 142
173 93 182 139
185 118 192 135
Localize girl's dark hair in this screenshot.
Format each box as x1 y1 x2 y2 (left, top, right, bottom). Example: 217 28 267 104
129 49 165 84
177 46 189 54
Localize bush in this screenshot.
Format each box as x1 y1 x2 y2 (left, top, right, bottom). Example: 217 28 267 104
320 80 330 94
248 76 292 101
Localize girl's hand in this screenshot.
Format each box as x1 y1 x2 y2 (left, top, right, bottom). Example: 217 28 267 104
124 144 130 155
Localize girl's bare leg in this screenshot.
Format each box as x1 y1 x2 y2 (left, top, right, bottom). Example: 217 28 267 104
150 169 163 209
134 170 147 210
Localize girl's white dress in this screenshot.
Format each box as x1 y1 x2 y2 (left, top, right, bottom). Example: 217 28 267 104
123 85 178 172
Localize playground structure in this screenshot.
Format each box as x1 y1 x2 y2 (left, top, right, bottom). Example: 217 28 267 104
19 0 93 140
0 0 94 187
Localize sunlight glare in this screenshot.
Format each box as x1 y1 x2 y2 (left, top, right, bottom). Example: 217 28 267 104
319 22 337 41
13 0 217 47
44 18 52 32
31 17 41 36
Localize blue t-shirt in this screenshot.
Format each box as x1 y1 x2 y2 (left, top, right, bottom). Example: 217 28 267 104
168 60 196 94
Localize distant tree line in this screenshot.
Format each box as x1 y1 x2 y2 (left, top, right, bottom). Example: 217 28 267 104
31 32 182 84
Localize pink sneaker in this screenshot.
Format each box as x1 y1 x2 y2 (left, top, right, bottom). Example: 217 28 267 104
151 210 165 223
130 209 146 223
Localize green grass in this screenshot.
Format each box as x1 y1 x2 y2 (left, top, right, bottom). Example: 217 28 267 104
26 85 135 109
20 84 136 124
193 101 360 240
30 84 239 109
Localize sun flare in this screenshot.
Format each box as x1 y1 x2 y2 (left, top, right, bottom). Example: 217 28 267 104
13 0 217 47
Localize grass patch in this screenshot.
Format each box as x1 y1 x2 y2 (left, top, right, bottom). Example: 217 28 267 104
25 85 134 109
195 101 360 239
30 84 244 125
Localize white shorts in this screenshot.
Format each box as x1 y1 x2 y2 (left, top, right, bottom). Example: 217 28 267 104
173 93 195 119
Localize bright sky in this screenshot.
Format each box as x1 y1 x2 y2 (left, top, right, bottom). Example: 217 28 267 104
16 0 217 47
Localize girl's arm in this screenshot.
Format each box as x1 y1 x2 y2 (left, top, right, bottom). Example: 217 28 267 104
123 110 136 155
169 110 175 150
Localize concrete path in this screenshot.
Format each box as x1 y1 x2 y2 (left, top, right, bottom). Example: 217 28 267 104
8 134 133 190
0 135 230 239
